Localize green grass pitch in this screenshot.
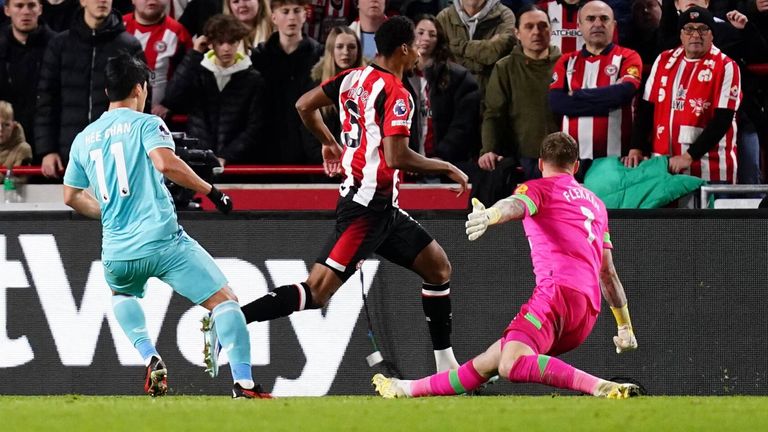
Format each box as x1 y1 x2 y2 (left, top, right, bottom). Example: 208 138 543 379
3 395 768 431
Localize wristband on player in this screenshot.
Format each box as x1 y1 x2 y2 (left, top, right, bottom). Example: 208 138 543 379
486 207 502 225
610 304 632 329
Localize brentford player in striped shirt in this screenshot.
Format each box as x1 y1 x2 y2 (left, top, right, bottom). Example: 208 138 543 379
548 1 642 178
228 17 469 375
630 6 741 184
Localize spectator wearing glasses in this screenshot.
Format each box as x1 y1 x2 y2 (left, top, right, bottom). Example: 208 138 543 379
630 6 741 184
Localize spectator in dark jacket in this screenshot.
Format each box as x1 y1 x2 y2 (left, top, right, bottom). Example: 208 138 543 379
41 0 80 32
164 14 266 165
35 0 144 177
408 14 480 174
0 0 57 154
251 0 323 164
179 0 222 36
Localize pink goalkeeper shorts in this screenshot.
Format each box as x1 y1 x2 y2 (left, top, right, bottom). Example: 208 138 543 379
502 282 599 356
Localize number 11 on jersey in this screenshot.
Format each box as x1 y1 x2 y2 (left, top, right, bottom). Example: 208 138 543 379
90 142 130 203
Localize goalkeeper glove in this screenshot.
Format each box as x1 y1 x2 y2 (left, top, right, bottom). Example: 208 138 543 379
611 304 638 354
465 198 501 241
207 186 233 214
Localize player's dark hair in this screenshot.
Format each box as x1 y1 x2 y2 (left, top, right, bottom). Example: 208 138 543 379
515 4 549 28
105 53 151 102
204 14 250 43
375 16 415 57
540 132 579 167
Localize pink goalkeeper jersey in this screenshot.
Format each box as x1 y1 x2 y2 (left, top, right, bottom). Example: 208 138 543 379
510 174 612 312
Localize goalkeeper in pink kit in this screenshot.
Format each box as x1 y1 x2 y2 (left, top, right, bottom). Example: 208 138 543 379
373 132 639 399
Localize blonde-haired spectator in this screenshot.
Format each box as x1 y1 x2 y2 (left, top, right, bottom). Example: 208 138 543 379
0 101 32 180
310 26 363 140
224 0 274 52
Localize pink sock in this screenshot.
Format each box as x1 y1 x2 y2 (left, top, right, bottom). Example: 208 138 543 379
507 354 600 395
410 359 488 397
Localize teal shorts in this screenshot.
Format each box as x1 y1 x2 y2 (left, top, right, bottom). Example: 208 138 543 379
103 230 227 305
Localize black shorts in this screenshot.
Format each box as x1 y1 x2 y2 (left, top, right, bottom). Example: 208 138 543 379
316 196 434 282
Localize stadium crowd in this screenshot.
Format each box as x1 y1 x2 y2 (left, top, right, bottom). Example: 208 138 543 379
0 0 766 196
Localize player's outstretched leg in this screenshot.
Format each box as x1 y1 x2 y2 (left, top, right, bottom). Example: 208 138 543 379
500 351 639 399
112 294 167 396
240 282 317 324
373 354 495 398
210 300 272 399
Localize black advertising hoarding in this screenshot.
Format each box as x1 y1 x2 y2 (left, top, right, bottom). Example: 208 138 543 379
0 211 766 395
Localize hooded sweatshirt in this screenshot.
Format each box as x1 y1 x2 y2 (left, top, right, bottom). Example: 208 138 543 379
200 51 253 91
454 0 501 39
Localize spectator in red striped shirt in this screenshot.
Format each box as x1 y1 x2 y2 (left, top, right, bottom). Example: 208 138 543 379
548 0 642 180
124 0 193 119
630 6 742 185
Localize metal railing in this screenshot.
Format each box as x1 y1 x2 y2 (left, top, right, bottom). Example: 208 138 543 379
700 184 768 208
1 165 326 176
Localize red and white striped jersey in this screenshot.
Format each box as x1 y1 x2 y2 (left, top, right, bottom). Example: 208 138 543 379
550 43 642 159
643 45 741 183
322 64 415 210
124 14 193 106
306 0 353 42
537 0 619 54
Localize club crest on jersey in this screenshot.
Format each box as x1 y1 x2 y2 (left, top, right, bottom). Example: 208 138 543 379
154 41 167 53
158 123 172 139
697 69 712 82
604 65 619 76
729 85 739 100
514 184 528 195
393 99 408 117
689 98 711 116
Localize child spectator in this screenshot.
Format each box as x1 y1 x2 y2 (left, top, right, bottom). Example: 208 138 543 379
164 14 267 166
0 101 32 179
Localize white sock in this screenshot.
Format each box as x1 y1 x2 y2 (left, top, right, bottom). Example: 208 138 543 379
434 347 460 372
398 379 414 397
235 379 255 389
144 355 160 367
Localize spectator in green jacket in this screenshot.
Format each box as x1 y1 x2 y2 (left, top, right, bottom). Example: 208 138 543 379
436 0 517 99
480 4 560 180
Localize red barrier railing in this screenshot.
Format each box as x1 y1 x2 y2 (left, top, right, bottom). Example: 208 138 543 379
1 165 325 176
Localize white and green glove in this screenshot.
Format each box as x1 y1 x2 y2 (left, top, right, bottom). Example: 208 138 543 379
465 198 501 241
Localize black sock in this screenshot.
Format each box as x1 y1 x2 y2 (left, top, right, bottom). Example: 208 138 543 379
241 283 315 324
421 282 452 350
